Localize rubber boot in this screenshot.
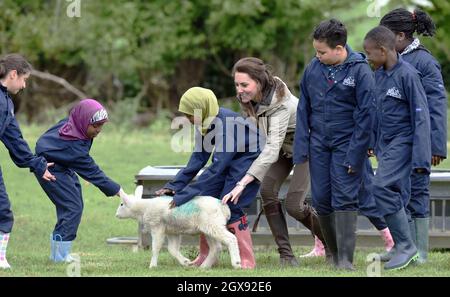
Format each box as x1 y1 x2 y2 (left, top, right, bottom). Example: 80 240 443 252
384 208 419 270
378 247 395 262
263 202 298 267
227 216 256 269
379 228 394 251
317 213 338 266
50 234 75 263
0 232 11 269
335 211 357 271
299 236 325 258
190 234 210 266
414 217 429 264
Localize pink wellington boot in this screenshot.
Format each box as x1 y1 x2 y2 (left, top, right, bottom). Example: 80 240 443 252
300 235 325 258
379 227 394 251
190 233 210 266
227 216 256 269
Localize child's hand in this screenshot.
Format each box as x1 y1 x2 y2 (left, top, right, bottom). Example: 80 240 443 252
155 188 175 196
367 149 375 157
42 163 56 181
432 155 445 166
117 188 129 200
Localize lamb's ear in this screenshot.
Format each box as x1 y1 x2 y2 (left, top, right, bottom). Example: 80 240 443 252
135 185 144 199
121 193 132 207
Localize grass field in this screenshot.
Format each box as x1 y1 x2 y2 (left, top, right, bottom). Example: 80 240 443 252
0 120 449 277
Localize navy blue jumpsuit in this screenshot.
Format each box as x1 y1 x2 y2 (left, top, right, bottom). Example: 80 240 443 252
0 85 48 233
35 119 120 241
372 55 431 217
294 46 374 215
402 46 447 218
166 108 262 224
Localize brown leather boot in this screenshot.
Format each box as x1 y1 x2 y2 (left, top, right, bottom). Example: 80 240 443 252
263 202 299 267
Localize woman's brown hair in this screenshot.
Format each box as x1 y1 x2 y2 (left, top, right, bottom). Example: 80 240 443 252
0 54 32 80
232 57 285 118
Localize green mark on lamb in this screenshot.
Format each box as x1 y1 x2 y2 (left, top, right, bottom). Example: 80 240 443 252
171 200 200 217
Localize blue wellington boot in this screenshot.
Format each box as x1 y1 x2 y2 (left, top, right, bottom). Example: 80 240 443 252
384 208 419 270
50 234 75 263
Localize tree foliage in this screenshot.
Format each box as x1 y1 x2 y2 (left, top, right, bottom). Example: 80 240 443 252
0 0 447 124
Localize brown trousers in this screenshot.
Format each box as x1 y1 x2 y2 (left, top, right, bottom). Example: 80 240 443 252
260 153 311 219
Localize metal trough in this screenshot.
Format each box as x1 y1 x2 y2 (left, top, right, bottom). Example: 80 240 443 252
110 166 450 249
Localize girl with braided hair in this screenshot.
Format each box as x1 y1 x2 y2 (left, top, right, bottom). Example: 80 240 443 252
380 8 447 264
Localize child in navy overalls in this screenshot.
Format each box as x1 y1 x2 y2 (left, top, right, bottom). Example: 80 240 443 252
363 26 431 270
381 7 447 264
0 54 55 269
294 19 375 270
35 99 127 263
155 87 263 269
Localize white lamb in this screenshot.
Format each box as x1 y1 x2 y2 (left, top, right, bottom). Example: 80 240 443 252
115 186 241 269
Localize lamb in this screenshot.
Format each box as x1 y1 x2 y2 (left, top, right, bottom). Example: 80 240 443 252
115 185 241 269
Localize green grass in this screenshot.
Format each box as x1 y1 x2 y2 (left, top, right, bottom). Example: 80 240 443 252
0 122 449 277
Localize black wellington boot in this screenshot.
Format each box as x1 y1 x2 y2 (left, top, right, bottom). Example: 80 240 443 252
317 213 338 267
384 208 419 270
335 211 357 271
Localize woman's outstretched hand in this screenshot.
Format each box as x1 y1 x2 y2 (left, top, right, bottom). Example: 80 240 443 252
222 184 245 205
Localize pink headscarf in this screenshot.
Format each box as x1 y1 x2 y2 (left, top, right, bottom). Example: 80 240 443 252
59 99 108 140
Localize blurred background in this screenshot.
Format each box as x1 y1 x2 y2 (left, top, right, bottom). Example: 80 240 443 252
1 0 448 128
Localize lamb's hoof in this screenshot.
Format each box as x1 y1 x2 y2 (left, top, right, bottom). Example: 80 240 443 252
149 264 157 269
199 263 213 269
181 259 191 267
232 262 241 269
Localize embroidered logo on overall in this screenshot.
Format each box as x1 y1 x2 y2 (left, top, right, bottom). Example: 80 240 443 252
342 76 355 87
386 87 402 99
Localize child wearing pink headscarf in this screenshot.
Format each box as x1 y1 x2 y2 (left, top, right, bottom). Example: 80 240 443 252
35 99 128 262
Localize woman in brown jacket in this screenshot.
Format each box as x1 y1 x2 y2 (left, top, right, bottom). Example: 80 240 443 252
222 57 327 266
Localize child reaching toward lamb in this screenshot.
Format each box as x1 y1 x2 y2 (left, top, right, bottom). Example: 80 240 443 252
34 99 129 263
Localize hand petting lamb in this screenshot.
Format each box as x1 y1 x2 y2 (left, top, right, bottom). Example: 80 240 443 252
115 185 241 269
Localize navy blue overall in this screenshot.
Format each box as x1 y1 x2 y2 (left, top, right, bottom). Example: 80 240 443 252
372 56 431 217
402 46 447 218
35 119 120 241
0 85 47 233
357 160 387 230
166 108 263 223
294 46 374 215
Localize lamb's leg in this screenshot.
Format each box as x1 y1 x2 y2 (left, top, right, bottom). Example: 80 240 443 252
199 236 219 269
208 227 241 269
167 235 190 266
149 227 165 268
